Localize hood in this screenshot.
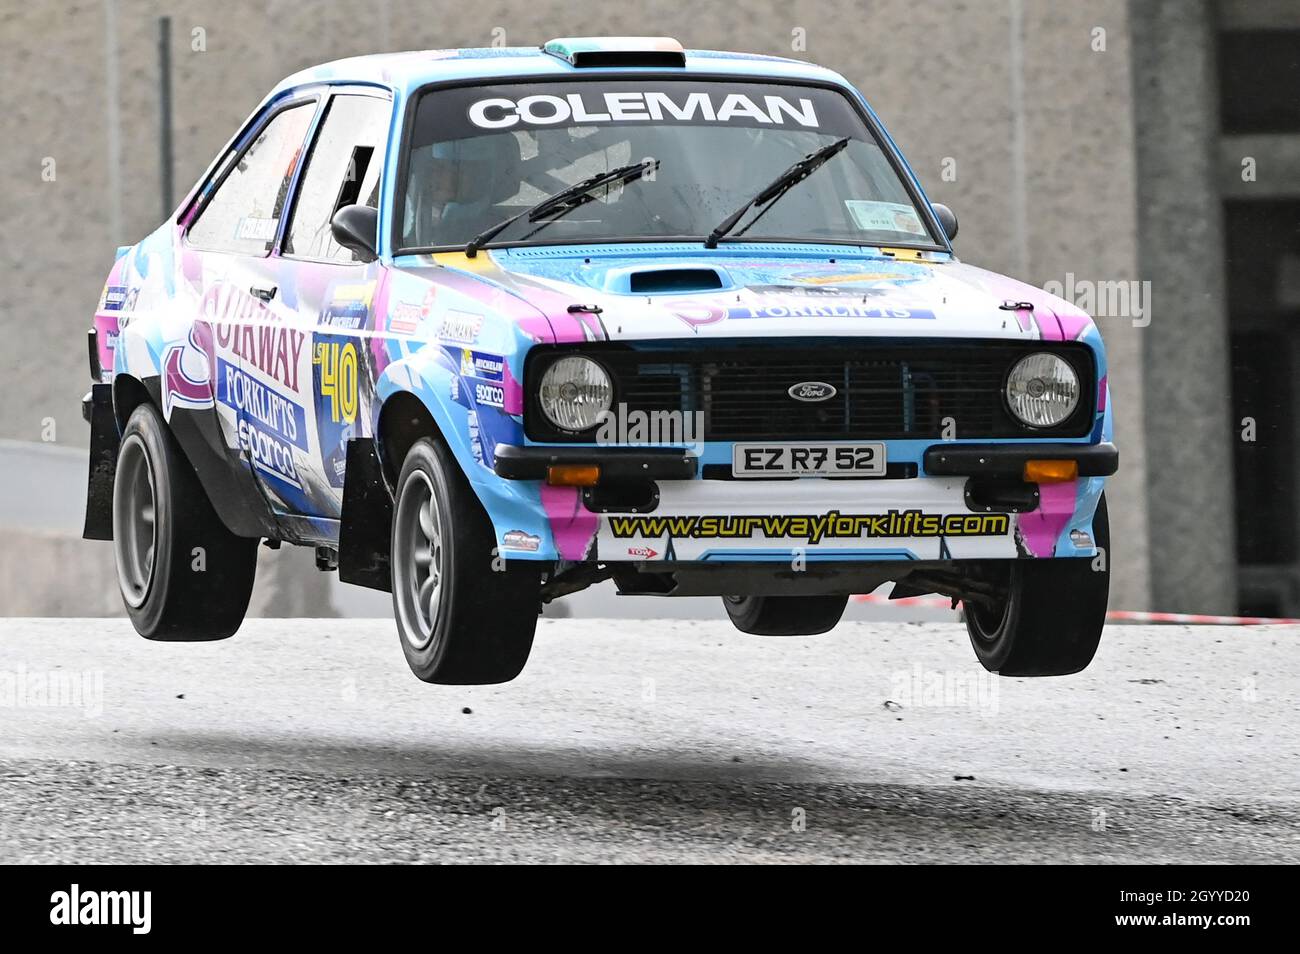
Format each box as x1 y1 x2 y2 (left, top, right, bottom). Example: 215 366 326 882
421 244 1093 345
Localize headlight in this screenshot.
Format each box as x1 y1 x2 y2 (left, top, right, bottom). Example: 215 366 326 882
1005 353 1079 428
538 356 613 431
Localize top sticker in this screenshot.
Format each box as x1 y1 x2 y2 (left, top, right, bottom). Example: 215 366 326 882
844 200 926 236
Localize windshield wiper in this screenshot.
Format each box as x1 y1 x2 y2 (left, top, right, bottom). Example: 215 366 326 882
703 137 850 249
464 159 660 258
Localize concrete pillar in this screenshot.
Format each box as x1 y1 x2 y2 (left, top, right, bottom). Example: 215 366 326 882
1129 0 1236 613
1020 0 1150 612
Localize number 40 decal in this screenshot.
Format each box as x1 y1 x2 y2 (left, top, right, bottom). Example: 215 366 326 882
315 340 358 423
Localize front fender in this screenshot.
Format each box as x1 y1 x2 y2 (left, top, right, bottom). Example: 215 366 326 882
376 348 557 560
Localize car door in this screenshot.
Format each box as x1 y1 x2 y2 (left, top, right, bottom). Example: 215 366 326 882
258 89 393 528
179 96 320 523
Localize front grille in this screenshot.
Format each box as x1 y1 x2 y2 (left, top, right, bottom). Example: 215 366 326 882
525 339 1095 442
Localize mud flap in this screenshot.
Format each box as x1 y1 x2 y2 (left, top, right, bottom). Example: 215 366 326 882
338 438 393 592
83 383 119 541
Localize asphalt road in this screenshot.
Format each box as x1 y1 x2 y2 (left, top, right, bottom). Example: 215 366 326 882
0 617 1296 863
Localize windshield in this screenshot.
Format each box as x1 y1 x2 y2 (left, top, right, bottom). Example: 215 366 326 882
398 79 940 251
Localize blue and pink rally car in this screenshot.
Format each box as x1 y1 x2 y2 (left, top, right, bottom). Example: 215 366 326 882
82 37 1117 683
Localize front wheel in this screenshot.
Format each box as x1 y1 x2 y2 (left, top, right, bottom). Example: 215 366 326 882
964 493 1110 676
723 594 848 636
390 437 541 684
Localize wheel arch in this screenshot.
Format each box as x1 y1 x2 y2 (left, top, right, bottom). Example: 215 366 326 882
84 372 159 542
337 385 459 594
110 370 279 540
375 390 440 493
373 371 557 561
373 344 490 495
112 372 157 433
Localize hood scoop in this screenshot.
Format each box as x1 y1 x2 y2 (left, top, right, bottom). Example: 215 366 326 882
604 265 730 295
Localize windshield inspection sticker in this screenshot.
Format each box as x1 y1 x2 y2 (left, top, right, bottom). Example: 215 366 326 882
845 200 926 235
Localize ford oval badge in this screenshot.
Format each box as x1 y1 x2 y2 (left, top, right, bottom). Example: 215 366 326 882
788 381 837 402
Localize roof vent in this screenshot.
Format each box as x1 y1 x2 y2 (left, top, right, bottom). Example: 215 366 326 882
542 36 686 68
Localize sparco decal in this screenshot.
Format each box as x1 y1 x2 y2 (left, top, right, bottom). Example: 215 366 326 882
474 382 505 408
469 91 819 129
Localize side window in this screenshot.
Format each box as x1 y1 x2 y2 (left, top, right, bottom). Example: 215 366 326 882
187 101 316 255
284 94 391 262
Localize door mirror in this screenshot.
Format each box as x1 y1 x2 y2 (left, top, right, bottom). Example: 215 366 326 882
330 204 379 261
932 203 958 242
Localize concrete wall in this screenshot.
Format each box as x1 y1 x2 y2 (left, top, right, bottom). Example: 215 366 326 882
0 0 1149 610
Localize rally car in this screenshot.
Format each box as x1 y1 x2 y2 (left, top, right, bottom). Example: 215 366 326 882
82 37 1118 683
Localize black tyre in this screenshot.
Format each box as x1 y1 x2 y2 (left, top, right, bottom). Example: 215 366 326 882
965 493 1110 676
112 403 258 640
390 437 541 684
722 594 849 636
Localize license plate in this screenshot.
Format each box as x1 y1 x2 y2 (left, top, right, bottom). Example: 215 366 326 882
731 442 887 478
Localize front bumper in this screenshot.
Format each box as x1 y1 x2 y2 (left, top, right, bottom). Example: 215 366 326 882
493 441 1117 482
493 444 697 481
492 442 1111 563
924 442 1119 477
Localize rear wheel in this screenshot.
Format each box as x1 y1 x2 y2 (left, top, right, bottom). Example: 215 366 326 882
112 403 258 640
722 594 848 636
390 437 541 684
965 493 1110 675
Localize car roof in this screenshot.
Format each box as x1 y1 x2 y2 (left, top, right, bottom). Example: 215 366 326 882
272 42 852 99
